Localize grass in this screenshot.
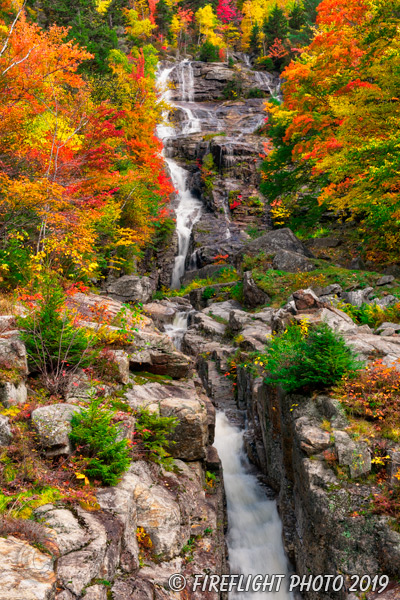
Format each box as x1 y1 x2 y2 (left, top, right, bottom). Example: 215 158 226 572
243 258 399 307
202 132 226 141
161 266 239 298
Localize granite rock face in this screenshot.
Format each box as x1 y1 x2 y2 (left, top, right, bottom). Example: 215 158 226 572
106 275 154 304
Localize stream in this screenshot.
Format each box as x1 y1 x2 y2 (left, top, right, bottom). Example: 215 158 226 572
157 60 293 598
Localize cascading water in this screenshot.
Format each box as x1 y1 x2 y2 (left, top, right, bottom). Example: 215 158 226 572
164 312 189 351
214 413 294 599
161 59 295 597
156 63 203 290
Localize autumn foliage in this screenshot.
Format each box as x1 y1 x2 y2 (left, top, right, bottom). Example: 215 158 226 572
261 0 400 260
0 0 173 284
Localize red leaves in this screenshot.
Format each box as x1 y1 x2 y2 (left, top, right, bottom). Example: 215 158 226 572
216 0 240 24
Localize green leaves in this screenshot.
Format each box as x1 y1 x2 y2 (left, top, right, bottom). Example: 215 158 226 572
256 322 363 393
70 394 131 486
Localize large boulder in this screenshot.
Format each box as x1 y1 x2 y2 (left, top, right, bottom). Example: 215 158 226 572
106 275 154 304
243 272 270 308
0 414 12 446
35 506 89 556
160 397 209 461
0 381 27 407
272 249 316 273
240 227 314 259
55 510 110 596
341 287 374 307
190 313 226 339
31 404 82 456
142 301 177 325
132 466 184 559
0 536 55 600
127 330 192 379
0 338 28 376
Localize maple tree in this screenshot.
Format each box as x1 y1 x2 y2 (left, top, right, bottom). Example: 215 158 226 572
261 0 400 260
0 0 173 285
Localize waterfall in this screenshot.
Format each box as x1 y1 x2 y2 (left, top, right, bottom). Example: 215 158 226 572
160 58 295 600
164 312 189 351
166 159 202 289
254 71 282 101
157 63 203 289
214 413 294 600
175 59 195 102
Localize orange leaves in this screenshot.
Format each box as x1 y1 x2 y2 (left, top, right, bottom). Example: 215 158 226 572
0 5 173 279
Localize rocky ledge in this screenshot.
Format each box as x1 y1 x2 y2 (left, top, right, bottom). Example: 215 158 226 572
0 293 227 600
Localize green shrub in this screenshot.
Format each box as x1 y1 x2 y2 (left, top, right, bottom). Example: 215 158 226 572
69 394 131 486
247 87 265 98
135 409 178 468
254 56 274 70
199 41 220 62
17 275 96 394
202 286 217 300
256 322 362 392
223 75 243 99
339 301 400 329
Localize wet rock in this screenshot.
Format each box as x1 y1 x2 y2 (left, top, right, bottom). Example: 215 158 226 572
377 275 395 286
106 275 154 304
0 536 55 599
31 404 82 456
0 414 12 446
272 249 316 273
0 381 27 407
243 271 270 308
160 397 208 460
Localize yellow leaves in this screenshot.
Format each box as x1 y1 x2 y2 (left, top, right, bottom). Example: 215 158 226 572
94 0 112 14
195 5 225 47
75 471 90 486
125 9 156 39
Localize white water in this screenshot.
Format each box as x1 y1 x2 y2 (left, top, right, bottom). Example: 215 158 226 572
254 71 282 102
214 413 293 600
164 312 189 351
157 63 203 289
